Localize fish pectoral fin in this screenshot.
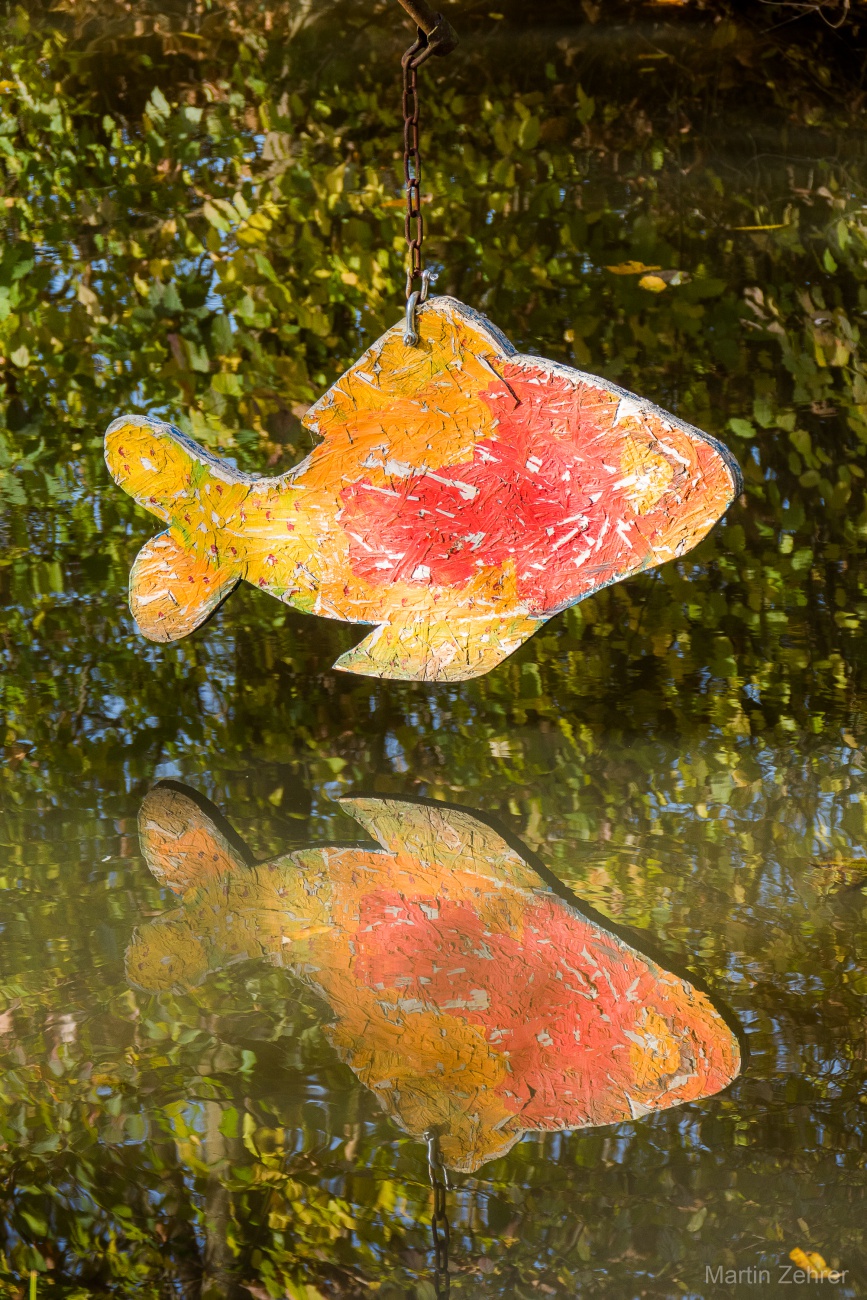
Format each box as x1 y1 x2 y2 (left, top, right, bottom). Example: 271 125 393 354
129 531 239 642
333 613 544 682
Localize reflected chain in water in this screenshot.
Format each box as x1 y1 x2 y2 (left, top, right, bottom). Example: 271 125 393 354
425 1128 451 1297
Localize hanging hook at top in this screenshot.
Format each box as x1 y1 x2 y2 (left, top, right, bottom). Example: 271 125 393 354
404 268 438 346
396 0 458 68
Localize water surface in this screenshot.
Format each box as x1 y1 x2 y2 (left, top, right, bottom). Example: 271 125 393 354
1 2 866 1296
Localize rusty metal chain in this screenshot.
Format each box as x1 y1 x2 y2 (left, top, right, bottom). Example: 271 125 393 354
398 2 457 343
425 1129 451 1298
402 33 425 298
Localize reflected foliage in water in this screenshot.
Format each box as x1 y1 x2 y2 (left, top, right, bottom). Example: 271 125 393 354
1 0 867 1296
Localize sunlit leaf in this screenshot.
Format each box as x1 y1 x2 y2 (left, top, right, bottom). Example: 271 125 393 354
604 261 662 274
788 1248 834 1279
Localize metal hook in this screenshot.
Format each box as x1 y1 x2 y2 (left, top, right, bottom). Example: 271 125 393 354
397 1 458 68
403 268 438 345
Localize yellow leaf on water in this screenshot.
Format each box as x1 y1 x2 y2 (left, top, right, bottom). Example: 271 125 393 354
605 261 662 275
639 275 668 293
789 1247 832 1278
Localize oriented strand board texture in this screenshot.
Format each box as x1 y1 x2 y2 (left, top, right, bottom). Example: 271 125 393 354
128 786 741 1173
105 298 741 682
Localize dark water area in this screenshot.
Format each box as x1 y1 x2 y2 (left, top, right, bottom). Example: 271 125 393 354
1 1 867 1296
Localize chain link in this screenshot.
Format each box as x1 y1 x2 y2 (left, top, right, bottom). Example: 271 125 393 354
402 32 426 299
425 1129 451 1298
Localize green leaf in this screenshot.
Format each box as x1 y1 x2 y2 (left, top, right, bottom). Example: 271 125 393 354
518 115 540 150
219 1106 240 1139
202 201 231 232
212 371 243 396
576 84 595 125
19 1209 48 1235
686 1207 708 1233
125 1113 146 1141
147 86 171 121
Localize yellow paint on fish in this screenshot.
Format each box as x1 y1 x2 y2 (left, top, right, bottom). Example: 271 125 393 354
106 297 741 680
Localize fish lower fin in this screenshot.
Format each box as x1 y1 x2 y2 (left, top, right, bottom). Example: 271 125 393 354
334 613 543 682
130 531 240 642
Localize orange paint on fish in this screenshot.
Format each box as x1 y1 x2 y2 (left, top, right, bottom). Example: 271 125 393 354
127 784 742 1173
105 298 741 680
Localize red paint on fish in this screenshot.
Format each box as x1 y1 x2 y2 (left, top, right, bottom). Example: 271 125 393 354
353 888 733 1125
338 361 710 614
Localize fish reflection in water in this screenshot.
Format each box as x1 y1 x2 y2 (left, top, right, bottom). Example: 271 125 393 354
127 783 741 1174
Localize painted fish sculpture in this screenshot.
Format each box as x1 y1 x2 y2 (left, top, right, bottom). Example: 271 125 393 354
105 298 742 682
127 782 742 1173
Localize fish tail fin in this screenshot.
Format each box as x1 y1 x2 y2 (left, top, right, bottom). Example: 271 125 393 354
138 781 252 895
125 912 212 993
129 784 295 992
128 531 240 642
104 415 245 641
105 414 244 522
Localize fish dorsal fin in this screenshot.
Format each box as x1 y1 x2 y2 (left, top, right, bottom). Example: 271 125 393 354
337 795 540 892
301 297 517 469
138 782 251 894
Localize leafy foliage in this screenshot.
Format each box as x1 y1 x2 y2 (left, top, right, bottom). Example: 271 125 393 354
1 0 867 1296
